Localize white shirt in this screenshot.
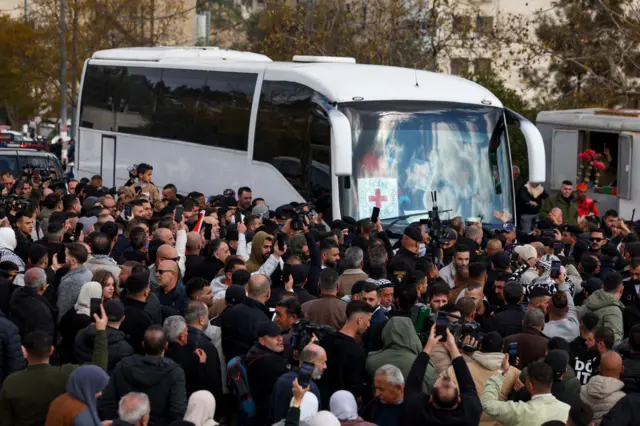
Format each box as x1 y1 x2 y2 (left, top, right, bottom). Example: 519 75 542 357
531 393 553 400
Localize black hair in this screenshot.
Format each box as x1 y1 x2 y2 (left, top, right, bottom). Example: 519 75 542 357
580 255 599 275
147 239 165 265
629 324 640 352
163 183 177 192
276 298 301 319
480 331 503 353
251 198 265 207
567 401 594 426
231 269 251 286
66 242 89 264
137 163 153 175
429 281 450 298
62 194 79 212
581 312 599 331
129 226 148 250
346 300 374 319
42 193 61 210
23 331 53 359
603 272 623 291
561 180 573 186
394 282 418 311
0 261 19 272
143 325 166 356
361 282 379 294
237 186 252 197
455 297 476 319
90 232 112 255
468 262 487 281
454 244 470 254
224 257 246 274
504 281 523 304
594 326 615 350
181 197 196 212
185 277 209 299
527 361 554 390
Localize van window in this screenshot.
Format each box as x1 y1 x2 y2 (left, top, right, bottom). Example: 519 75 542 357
0 155 19 176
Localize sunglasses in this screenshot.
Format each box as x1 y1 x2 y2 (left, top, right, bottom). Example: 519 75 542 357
590 238 604 242
156 269 174 275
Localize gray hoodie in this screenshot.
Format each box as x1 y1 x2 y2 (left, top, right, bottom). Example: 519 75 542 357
579 375 625 425
544 283 580 342
57 266 94 322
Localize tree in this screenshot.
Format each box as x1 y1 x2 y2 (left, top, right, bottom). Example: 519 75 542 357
245 0 530 72
469 72 536 180
524 0 640 108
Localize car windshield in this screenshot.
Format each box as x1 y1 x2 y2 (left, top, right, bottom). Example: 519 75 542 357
338 101 513 230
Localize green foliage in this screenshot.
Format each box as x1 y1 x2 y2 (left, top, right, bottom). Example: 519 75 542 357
468 72 537 180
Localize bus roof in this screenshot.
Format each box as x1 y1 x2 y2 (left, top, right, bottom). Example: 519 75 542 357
90 47 503 107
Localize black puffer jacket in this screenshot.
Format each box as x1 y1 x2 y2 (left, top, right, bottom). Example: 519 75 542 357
9 285 56 340
220 297 270 360
98 354 187 426
0 309 25 387
75 324 134 373
245 343 289 426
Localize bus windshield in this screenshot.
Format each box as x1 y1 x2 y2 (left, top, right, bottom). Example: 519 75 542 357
338 101 513 229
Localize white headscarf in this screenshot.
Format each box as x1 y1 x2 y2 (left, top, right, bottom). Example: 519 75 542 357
73 281 103 316
272 393 319 426
311 411 340 426
0 227 17 251
329 391 358 421
184 390 218 426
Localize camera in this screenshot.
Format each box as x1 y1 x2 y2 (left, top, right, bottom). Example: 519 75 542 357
0 194 30 218
289 319 333 352
291 203 314 231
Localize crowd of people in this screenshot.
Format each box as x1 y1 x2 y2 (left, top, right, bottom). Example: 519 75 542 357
0 164 638 426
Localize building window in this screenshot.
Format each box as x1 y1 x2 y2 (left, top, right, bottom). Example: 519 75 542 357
450 58 470 76
475 15 494 35
474 58 492 74
452 15 471 34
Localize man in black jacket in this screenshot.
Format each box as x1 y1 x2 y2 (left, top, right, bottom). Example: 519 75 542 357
403 326 482 426
387 226 421 281
483 281 524 337
185 301 223 402
120 269 155 354
220 273 271 360
74 299 134 374
98 325 187 426
620 324 640 393
9 267 55 340
245 321 289 426
0 308 25 388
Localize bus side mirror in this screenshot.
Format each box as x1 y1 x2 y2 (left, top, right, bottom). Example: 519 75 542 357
506 109 546 183
328 109 353 176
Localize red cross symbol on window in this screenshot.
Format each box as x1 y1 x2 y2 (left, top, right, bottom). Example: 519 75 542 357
369 188 388 208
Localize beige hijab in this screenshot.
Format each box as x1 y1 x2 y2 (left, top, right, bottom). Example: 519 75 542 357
184 390 218 426
525 182 544 199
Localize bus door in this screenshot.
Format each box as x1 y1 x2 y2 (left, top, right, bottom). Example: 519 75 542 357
101 135 117 187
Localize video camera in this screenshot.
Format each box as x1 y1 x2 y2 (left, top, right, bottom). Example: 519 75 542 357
0 194 31 218
289 319 333 352
420 310 482 352
420 191 451 262
290 203 315 231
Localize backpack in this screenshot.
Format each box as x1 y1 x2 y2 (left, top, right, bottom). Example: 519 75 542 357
226 354 270 418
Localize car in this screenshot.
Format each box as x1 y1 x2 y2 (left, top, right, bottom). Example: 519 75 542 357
0 148 64 178
0 130 48 151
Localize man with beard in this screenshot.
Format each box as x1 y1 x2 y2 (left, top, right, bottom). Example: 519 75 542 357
439 245 470 289
540 180 578 225
320 238 340 269
621 257 640 307
270 343 327 423
589 228 608 258
571 320 613 385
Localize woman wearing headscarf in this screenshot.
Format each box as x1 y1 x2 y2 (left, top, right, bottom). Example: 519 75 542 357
0 227 26 285
311 411 340 426
184 391 218 426
517 181 548 232
329 391 376 426
45 364 109 426
58 281 102 364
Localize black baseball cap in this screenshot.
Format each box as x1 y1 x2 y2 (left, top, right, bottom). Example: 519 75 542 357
491 252 510 270
104 300 125 322
256 321 281 338
545 349 569 379
404 225 423 243
225 284 246 305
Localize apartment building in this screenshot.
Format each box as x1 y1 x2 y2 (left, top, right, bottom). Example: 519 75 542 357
445 0 554 99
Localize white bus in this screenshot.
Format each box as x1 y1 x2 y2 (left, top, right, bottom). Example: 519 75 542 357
75 47 545 228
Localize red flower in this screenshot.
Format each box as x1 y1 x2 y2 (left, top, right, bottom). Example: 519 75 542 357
592 161 606 170
586 149 596 157
578 153 584 160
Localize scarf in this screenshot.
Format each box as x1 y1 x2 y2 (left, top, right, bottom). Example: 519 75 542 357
330 390 358 420
66 365 109 426
525 182 544 199
74 282 103 316
184 390 218 426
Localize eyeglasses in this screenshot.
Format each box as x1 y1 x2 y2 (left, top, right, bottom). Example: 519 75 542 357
590 238 604 242
159 256 180 262
156 269 174 275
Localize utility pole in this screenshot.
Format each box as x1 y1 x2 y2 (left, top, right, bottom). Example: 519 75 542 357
59 0 67 141
70 0 78 139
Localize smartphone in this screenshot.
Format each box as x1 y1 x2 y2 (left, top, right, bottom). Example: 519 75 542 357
553 241 563 255
134 186 142 194
203 223 212 241
89 298 102 319
508 342 519 366
57 246 66 265
282 264 291 284
298 361 315 388
74 222 83 241
371 206 380 223
123 204 132 218
435 313 448 340
550 260 561 279
174 205 184 223
276 233 285 252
